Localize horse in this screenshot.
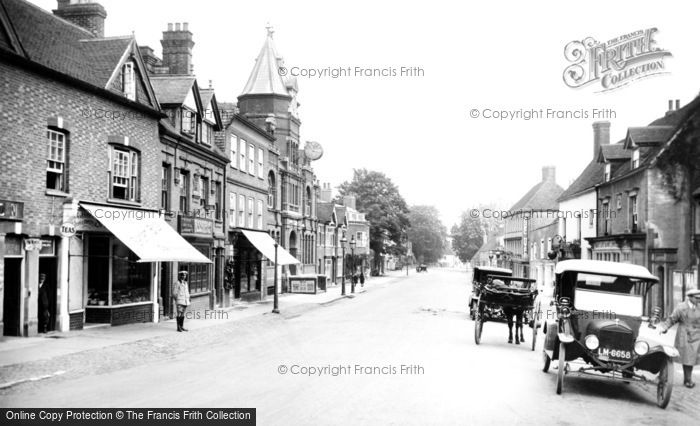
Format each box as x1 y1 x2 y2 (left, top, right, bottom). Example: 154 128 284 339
504 306 525 344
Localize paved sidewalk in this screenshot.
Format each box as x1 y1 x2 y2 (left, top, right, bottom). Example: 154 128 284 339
0 272 405 371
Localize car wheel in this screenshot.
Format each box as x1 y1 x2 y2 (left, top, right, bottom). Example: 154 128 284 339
657 358 674 409
542 351 551 373
556 342 566 395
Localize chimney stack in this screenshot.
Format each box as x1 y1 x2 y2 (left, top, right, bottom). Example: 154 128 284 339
676 99 681 110
542 166 556 183
343 195 357 210
54 0 107 38
320 183 333 203
161 22 195 75
592 121 610 158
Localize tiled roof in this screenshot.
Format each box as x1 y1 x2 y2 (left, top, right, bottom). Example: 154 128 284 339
317 202 335 223
598 143 630 162
557 160 605 201
240 29 290 97
150 76 195 105
509 179 563 211
2 0 130 89
625 126 675 147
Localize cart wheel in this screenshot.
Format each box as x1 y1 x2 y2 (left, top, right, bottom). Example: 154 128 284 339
542 351 551 373
657 358 674 409
556 342 566 395
474 314 483 345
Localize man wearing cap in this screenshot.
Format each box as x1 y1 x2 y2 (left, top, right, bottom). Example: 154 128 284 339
172 270 191 332
660 288 700 388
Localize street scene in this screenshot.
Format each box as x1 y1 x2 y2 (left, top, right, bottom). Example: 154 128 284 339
2 0 700 425
2 269 698 425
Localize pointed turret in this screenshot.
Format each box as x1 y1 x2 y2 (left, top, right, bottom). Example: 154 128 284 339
240 24 290 97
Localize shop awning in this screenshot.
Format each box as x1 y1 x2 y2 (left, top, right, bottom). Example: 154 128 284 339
240 230 300 265
80 203 212 263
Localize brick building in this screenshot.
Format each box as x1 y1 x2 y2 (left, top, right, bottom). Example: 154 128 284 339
139 23 229 317
587 99 700 315
0 0 208 335
236 26 320 288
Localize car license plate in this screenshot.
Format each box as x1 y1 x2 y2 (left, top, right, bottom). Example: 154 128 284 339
597 348 632 360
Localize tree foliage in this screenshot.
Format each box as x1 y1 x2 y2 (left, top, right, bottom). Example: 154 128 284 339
337 169 410 261
451 204 505 263
407 205 446 264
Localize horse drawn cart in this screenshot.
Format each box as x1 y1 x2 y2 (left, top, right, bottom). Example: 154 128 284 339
473 275 539 350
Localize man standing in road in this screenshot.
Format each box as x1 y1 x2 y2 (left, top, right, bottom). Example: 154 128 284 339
172 270 191 332
661 288 700 388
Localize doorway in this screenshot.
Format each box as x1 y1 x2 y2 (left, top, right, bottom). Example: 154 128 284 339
3 258 22 336
38 257 57 333
160 262 172 318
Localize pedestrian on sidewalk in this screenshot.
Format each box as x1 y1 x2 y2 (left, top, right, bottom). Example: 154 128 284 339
660 288 700 388
172 270 191 332
38 273 50 333
360 272 365 287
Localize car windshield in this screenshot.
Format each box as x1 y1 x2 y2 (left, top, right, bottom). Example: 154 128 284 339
571 273 653 317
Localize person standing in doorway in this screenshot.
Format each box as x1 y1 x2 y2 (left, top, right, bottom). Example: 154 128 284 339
172 270 191 332
660 289 700 388
38 273 50 333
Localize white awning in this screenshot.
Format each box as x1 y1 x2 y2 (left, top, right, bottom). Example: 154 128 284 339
241 229 300 265
80 203 212 263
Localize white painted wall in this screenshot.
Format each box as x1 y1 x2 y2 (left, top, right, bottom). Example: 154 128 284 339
558 190 597 259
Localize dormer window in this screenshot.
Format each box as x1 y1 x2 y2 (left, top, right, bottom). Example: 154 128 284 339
122 62 135 101
181 108 196 135
632 149 640 169
604 163 611 182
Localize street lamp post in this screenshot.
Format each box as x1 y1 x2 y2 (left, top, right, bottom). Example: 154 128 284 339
350 236 357 293
272 242 279 314
340 234 347 296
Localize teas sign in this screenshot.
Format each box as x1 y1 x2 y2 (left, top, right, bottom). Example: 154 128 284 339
60 222 76 238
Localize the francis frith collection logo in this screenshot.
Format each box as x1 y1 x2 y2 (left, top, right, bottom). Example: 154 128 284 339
563 28 672 92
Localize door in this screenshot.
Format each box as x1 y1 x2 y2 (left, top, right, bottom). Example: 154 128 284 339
3 258 22 336
160 263 172 318
38 258 57 332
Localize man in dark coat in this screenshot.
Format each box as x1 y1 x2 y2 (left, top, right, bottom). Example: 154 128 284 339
38 273 50 333
661 288 700 388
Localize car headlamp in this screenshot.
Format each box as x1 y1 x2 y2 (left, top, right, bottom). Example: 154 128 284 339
634 341 649 356
584 334 599 350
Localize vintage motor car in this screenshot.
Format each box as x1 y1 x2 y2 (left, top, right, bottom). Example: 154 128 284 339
469 266 512 320
542 260 679 408
416 264 428 272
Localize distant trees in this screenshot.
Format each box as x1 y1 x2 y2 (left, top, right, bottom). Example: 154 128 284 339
408 205 446 264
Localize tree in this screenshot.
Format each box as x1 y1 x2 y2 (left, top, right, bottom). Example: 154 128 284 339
451 212 487 263
407 205 446 264
337 169 410 267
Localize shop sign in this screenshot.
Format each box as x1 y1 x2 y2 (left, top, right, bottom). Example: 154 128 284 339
60 222 76 237
39 238 55 256
24 238 42 251
290 278 316 294
180 215 213 236
0 199 23 221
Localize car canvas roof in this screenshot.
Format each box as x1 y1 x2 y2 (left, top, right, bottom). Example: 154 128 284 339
474 266 512 274
555 260 658 281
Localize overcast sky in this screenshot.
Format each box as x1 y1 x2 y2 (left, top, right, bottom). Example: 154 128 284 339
33 0 700 227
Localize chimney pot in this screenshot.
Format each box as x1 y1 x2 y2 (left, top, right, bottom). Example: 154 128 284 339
676 99 681 110
542 166 556 183
53 0 107 37
167 23 173 31
592 121 610 158
183 22 189 31
175 23 181 31
668 99 674 111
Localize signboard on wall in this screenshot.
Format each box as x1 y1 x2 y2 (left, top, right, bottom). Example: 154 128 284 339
289 278 317 294
0 199 24 221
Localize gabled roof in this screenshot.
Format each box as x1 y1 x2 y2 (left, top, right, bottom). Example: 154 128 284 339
199 88 223 130
624 126 675 148
150 76 199 106
558 160 605 202
509 179 563 211
597 142 630 162
240 27 290 97
0 0 159 111
316 202 336 224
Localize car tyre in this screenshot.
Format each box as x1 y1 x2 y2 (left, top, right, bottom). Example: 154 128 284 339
556 342 566 395
657 358 674 409
474 313 483 345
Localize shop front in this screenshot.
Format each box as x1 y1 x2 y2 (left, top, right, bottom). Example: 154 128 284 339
66 202 211 328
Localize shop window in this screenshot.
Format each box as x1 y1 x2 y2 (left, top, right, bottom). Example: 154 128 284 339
188 245 210 294
109 146 140 202
46 129 67 191
87 235 110 306
111 239 150 304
